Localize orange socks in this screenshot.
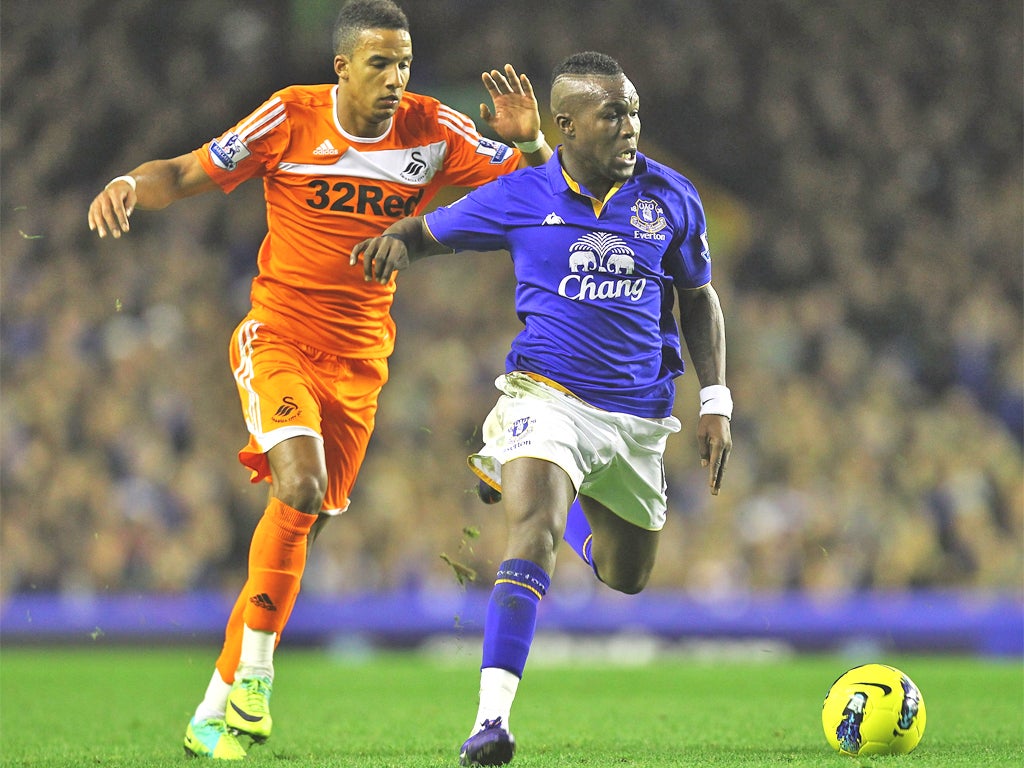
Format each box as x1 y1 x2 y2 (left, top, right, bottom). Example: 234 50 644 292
243 497 317 631
215 498 317 682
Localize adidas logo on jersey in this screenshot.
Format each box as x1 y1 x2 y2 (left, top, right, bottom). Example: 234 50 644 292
542 212 565 225
312 139 339 156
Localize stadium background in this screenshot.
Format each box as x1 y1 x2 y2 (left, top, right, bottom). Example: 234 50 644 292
1 1 1021 655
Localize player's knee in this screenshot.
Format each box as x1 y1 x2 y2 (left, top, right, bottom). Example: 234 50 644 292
506 516 562 572
598 561 653 595
273 472 326 515
613 575 650 595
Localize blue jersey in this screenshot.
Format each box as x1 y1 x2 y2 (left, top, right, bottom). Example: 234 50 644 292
424 150 711 418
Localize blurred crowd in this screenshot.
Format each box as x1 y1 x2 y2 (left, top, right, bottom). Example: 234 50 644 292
2 1 1021 601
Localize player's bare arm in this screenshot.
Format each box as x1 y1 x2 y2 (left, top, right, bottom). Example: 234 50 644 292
87 153 218 239
678 283 732 495
480 63 552 166
350 215 451 284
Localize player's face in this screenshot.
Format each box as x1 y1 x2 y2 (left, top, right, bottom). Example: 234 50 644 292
563 75 641 186
335 28 413 137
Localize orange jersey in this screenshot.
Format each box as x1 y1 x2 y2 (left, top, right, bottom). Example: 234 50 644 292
194 85 521 357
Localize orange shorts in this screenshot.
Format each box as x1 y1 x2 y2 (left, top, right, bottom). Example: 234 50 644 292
229 316 389 515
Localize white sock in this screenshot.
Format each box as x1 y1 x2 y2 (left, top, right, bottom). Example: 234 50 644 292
470 667 520 736
237 624 277 680
193 670 233 722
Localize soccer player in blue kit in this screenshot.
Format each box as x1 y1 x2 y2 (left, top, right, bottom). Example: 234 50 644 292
352 51 732 766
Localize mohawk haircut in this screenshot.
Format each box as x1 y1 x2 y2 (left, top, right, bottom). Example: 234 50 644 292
552 51 624 82
332 0 409 55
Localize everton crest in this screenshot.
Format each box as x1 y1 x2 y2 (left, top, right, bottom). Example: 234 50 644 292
630 198 667 235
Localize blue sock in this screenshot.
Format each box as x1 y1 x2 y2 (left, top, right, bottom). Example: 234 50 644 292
562 498 594 567
481 559 550 677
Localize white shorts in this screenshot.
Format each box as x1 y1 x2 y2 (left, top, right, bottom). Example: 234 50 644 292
468 372 681 531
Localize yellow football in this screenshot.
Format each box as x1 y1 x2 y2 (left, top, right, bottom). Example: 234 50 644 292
821 663 926 756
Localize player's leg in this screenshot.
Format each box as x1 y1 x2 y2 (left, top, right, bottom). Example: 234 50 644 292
185 438 323 755
224 353 383 744
197 489 325 712
190 497 332 752
567 408 677 593
576 495 659 594
222 435 324 740
186 320 324 754
461 456 574 767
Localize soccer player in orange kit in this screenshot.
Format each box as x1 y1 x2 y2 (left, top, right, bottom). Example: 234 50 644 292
86 0 551 759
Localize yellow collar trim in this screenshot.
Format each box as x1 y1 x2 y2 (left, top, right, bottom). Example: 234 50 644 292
560 163 623 217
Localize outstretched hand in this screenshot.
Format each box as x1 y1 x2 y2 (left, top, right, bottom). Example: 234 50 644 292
697 414 732 496
87 179 136 239
479 63 541 144
350 235 410 285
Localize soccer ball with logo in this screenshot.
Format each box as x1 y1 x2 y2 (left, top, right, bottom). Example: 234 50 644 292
821 663 926 756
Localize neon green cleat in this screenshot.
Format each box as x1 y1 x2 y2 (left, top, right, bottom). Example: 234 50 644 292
225 675 273 742
184 717 247 760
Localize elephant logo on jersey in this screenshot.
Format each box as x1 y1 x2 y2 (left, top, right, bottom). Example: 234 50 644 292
568 233 636 274
568 248 596 273
630 198 668 240
559 233 645 302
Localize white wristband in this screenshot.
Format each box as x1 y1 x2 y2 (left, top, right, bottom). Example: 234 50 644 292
105 175 137 192
699 385 733 420
513 134 545 153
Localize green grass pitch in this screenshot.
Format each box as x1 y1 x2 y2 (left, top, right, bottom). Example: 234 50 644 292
0 645 1020 767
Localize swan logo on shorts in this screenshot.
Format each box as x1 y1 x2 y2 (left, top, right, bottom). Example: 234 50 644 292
557 232 646 303
272 396 301 423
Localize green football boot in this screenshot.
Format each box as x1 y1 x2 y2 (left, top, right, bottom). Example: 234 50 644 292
225 675 273 742
183 717 247 760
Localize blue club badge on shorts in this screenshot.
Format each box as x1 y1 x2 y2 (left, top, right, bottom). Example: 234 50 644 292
504 415 536 453
509 416 534 438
